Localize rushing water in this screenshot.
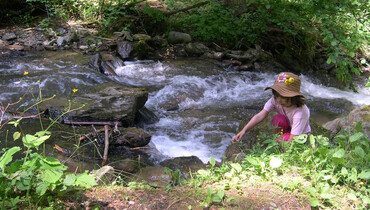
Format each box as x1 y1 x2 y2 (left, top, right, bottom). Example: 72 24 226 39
1 51 369 164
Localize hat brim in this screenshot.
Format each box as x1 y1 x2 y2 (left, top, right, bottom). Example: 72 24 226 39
265 85 307 98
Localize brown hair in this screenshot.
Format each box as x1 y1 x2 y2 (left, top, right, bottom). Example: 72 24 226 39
272 90 305 107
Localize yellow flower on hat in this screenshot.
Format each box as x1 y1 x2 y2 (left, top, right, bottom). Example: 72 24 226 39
277 73 295 85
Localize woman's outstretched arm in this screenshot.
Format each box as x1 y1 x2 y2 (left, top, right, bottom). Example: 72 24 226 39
232 109 269 142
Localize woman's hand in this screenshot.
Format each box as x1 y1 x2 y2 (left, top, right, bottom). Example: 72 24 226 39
232 131 245 142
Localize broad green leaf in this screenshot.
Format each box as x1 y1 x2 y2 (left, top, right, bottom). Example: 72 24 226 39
332 149 345 158
75 172 97 188
330 175 339 184
35 130 51 137
22 134 50 148
0 146 21 171
354 146 365 158
358 169 370 180
246 156 259 166
211 194 222 203
15 176 31 191
8 119 22 127
42 156 63 166
269 157 283 169
212 190 225 203
349 168 358 182
64 174 77 186
316 135 329 146
7 160 22 173
40 169 63 183
305 187 317 196
327 57 332 64
310 198 319 207
209 157 215 167
293 134 307 144
36 182 49 196
230 163 242 173
349 132 363 143
341 167 348 176
13 132 21 140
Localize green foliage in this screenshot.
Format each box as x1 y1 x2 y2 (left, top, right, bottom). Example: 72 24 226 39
168 2 260 48
192 124 369 209
167 0 368 84
0 131 97 208
0 85 96 209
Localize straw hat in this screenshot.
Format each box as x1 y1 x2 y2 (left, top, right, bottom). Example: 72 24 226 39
265 72 307 98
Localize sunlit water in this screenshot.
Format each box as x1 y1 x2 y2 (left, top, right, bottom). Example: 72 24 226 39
1 51 369 164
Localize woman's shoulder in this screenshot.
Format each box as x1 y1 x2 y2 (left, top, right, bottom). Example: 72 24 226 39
291 104 310 116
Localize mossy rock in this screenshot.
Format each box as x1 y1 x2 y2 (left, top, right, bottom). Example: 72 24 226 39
310 120 331 138
324 105 370 138
134 40 154 59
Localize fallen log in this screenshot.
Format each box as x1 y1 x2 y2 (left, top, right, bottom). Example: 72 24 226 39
62 120 122 127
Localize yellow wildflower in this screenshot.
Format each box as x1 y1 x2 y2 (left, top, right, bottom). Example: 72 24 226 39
72 88 78 93
23 71 29 76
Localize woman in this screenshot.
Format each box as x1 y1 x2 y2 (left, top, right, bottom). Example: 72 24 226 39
232 72 311 142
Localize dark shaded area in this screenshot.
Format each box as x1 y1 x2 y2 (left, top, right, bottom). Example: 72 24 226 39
0 0 46 27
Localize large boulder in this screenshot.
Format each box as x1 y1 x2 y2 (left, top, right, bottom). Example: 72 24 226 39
41 81 148 126
324 105 370 138
167 31 191 44
185 42 209 56
117 41 134 60
114 127 151 147
89 53 123 76
2 32 16 41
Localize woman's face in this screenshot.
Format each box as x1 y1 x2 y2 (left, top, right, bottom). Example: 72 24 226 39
274 95 292 107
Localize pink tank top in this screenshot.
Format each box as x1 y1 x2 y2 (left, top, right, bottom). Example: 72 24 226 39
263 97 311 135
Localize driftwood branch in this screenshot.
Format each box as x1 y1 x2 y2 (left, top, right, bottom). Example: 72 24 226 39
165 2 209 16
130 146 149 150
78 127 109 142
101 125 110 166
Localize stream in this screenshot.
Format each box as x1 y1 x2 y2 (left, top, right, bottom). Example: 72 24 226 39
1 51 369 165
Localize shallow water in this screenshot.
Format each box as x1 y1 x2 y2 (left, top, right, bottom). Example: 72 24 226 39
1 51 369 165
